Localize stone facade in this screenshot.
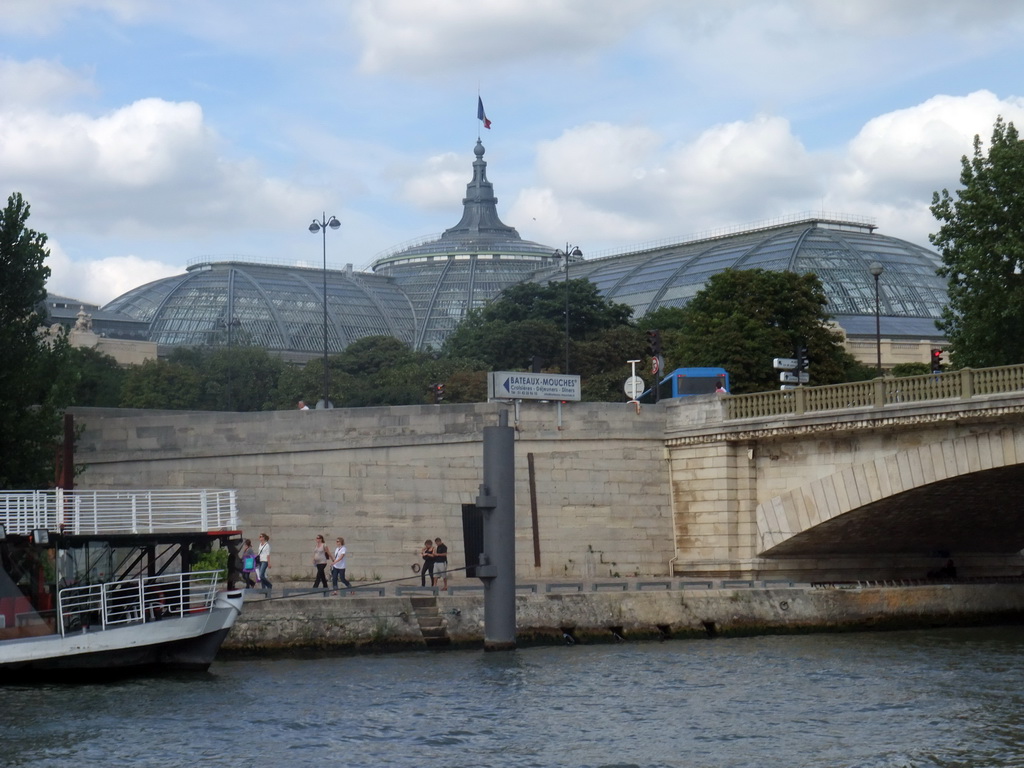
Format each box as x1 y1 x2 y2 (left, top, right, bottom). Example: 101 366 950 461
72 401 673 584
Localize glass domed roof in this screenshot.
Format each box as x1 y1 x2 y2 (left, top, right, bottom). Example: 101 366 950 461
535 214 947 340
103 259 416 354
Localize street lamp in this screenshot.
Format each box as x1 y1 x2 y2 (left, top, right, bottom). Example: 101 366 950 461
869 261 884 376
219 315 240 410
554 244 582 374
309 213 341 409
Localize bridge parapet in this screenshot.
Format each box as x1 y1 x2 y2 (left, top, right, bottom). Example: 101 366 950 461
724 364 1024 421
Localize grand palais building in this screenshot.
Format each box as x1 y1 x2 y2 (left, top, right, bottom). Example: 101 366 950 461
46 139 948 371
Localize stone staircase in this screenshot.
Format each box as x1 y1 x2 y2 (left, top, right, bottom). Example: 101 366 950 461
409 595 450 647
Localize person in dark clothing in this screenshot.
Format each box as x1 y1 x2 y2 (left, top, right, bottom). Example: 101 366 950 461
433 537 449 591
420 539 435 587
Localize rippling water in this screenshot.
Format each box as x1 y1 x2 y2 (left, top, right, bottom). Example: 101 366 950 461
3 627 1024 767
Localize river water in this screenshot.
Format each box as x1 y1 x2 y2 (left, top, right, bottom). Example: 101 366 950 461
2 626 1023 767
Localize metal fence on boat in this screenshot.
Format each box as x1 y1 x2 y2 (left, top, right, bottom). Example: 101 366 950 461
0 489 239 536
57 570 221 636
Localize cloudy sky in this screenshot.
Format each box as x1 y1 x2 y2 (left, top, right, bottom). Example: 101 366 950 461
4 0 1024 305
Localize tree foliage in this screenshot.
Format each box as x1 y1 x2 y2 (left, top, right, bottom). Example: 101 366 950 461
931 117 1024 368
0 193 73 488
120 359 204 410
663 268 862 394
66 347 126 407
443 279 633 374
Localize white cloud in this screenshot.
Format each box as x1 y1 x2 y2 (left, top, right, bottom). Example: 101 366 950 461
43 238 181 305
837 90 1024 203
352 0 651 75
0 58 95 108
1 97 321 238
400 151 466 211
513 115 819 247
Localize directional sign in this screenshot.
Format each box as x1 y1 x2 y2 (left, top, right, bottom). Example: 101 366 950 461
624 375 645 400
780 372 810 384
488 371 581 401
773 357 798 370
780 384 797 390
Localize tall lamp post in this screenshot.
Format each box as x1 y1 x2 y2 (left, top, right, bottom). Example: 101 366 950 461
869 261 884 376
553 244 582 373
309 213 341 409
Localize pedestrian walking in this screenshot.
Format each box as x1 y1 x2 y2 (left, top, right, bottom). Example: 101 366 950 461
239 538 256 588
312 534 330 589
256 532 272 590
331 536 352 594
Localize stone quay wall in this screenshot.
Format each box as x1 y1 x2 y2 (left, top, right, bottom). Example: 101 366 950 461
71 402 673 586
223 582 1024 653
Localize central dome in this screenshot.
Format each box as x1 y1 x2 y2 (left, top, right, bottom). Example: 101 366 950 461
369 140 558 350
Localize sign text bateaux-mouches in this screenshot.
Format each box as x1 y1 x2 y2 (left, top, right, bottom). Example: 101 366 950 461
488 372 582 401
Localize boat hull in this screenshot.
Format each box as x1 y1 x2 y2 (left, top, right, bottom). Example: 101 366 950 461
0 590 243 682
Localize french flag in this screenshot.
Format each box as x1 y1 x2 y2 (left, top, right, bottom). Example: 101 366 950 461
477 96 491 129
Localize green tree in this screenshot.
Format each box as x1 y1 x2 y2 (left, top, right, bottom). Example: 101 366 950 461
66 347 126 407
443 279 633 374
665 268 860 394
931 116 1024 368
890 362 931 378
0 193 73 488
120 359 203 409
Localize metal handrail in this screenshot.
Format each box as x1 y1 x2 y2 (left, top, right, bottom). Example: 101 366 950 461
57 570 221 636
724 364 1024 421
0 489 238 537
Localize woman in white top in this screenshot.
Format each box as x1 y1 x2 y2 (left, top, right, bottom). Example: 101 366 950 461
331 537 352 594
256 533 272 590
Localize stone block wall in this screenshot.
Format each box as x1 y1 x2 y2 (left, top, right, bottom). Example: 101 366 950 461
71 401 673 584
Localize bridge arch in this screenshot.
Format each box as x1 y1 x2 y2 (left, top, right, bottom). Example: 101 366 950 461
757 427 1024 557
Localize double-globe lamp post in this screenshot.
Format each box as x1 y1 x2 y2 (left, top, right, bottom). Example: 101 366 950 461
309 213 341 409
554 244 583 374
869 261 884 376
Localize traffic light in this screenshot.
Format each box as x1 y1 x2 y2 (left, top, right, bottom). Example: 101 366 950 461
931 348 943 373
646 329 662 357
432 383 445 403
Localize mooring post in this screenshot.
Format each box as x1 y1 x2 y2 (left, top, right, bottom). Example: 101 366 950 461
477 409 516 650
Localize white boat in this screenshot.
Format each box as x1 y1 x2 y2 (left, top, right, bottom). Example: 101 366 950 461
0 489 244 681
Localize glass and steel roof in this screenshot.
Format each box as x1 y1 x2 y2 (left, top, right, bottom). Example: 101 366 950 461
533 215 947 339
98 137 949 358
103 260 416 354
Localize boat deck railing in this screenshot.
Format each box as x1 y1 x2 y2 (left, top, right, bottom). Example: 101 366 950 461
0 489 238 536
57 570 221 636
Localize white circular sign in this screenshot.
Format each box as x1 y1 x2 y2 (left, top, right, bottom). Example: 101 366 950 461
624 375 645 399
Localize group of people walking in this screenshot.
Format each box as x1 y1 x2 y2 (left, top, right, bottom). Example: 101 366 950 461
313 534 353 594
419 537 448 590
239 533 272 590
240 532 448 594
238 533 353 595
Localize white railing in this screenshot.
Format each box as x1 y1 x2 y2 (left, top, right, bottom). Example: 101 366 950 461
0 489 238 537
57 570 221 636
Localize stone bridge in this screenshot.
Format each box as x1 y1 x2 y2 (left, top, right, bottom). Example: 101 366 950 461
666 365 1024 580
